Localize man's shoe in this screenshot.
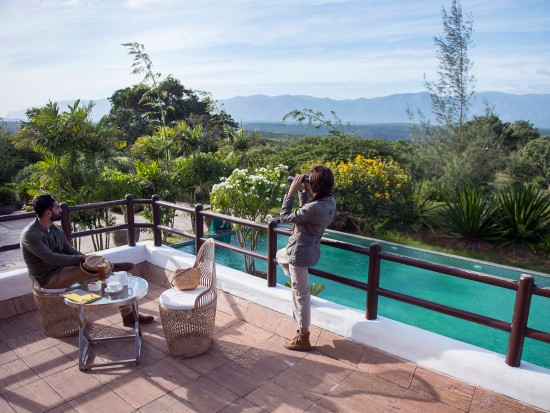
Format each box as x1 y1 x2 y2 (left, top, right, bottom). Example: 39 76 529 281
283 330 312 351
112 262 135 272
122 313 155 326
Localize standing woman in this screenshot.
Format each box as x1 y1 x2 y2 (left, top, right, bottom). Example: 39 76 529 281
277 165 336 351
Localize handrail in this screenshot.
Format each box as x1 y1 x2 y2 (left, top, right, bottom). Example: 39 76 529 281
1 194 549 368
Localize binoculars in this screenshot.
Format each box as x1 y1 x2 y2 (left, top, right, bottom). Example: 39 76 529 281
287 175 309 183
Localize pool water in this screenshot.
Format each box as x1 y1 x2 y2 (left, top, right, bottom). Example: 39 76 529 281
173 231 550 369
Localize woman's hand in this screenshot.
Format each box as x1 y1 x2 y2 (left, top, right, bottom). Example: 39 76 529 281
288 175 306 196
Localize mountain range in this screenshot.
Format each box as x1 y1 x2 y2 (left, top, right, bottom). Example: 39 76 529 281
4 91 550 128
220 92 550 127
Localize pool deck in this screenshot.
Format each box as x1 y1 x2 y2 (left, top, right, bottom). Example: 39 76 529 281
1 214 548 412
1 281 546 412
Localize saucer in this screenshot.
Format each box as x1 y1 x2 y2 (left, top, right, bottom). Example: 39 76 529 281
105 286 123 293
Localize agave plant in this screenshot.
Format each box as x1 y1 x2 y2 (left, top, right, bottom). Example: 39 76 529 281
497 184 550 249
435 184 503 246
535 237 550 258
284 280 326 296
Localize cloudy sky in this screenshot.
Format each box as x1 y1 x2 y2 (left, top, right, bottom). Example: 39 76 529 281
1 0 549 117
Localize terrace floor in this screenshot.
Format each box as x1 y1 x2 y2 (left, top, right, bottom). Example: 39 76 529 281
1 278 545 413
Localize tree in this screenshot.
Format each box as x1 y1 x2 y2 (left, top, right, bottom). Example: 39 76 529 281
0 121 38 186
109 43 237 146
12 101 122 250
518 137 550 191
13 101 119 195
210 165 288 275
424 0 474 138
107 84 153 143
123 42 168 129
173 153 231 205
131 121 203 167
283 109 355 138
409 0 498 194
272 135 412 175
219 128 266 170
506 120 540 152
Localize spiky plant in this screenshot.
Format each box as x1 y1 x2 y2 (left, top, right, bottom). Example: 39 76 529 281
435 184 503 246
497 184 550 249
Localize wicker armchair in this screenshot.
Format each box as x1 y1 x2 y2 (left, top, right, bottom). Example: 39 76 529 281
159 238 217 358
30 277 81 337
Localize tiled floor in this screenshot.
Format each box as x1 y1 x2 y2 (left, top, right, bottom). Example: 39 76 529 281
0 280 545 413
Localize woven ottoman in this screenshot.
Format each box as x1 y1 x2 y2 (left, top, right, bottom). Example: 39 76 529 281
159 286 217 357
159 238 217 358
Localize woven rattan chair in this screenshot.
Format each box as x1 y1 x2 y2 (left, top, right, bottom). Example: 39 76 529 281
159 238 217 358
30 277 81 337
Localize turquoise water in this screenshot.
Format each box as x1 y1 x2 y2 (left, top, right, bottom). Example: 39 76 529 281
173 231 550 369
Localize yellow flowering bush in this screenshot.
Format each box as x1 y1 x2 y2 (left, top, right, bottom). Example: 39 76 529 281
303 155 409 233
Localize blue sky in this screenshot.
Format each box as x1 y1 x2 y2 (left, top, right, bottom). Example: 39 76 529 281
1 0 549 117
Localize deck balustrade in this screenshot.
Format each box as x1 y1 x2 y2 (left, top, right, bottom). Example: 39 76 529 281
1 194 549 368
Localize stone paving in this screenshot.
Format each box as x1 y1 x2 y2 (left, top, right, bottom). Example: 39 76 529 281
1 283 545 412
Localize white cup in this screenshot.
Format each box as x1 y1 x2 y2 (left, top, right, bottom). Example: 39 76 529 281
112 271 130 286
106 280 122 293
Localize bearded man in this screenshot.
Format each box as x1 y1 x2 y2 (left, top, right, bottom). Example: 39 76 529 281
20 193 154 326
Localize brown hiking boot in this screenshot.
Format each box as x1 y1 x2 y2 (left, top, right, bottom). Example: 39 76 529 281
284 330 312 351
122 313 155 326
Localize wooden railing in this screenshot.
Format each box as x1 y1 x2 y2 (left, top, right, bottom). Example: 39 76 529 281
1 194 549 368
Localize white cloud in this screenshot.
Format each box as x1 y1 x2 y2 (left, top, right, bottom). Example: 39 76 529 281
124 0 174 10
1 0 549 116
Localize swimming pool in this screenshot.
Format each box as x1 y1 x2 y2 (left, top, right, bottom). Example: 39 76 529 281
173 230 550 369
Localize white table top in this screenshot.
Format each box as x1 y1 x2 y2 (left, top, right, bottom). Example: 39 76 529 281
64 276 149 310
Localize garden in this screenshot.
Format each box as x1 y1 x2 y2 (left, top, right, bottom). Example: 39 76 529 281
0 34 549 275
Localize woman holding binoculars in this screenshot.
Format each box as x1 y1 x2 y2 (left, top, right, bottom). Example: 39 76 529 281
277 165 336 351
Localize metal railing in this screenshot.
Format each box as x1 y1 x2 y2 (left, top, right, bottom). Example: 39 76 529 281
1 194 549 368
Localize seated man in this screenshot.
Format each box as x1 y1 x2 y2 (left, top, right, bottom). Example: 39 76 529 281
20 193 154 326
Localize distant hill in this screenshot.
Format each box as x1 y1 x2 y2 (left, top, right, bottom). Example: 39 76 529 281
1 120 20 134
221 92 550 128
242 122 414 140
4 92 550 129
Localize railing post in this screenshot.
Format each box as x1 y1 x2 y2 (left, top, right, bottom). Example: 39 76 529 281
366 242 382 320
60 202 72 242
267 219 278 287
505 274 534 367
195 204 204 253
125 194 136 246
151 195 162 246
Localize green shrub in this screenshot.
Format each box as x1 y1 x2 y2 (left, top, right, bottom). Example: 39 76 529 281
0 186 16 206
497 184 550 248
535 237 550 258
435 184 503 246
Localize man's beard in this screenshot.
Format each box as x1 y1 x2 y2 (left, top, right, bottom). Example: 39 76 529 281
51 212 62 221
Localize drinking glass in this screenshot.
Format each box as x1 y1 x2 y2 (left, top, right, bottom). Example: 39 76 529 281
97 265 106 282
